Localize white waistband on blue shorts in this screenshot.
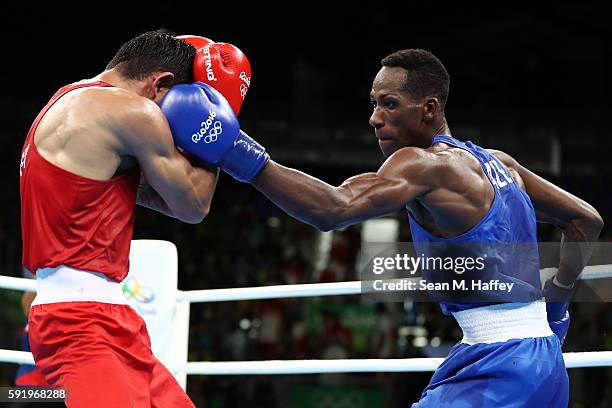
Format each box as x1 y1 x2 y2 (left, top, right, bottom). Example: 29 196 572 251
31 265 127 306
451 302 553 345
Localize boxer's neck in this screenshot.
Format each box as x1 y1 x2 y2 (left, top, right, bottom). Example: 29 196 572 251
95 69 154 99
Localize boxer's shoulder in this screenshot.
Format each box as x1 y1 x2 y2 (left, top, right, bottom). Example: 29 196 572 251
386 146 433 170
386 146 472 185
45 86 162 133
430 143 496 186
79 86 161 118
486 149 525 188
41 85 169 159
487 149 521 176
385 144 498 208
85 88 167 141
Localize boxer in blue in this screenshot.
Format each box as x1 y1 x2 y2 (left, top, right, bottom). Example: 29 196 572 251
163 49 603 407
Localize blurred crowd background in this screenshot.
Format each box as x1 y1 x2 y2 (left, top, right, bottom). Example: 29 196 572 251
1 4 611 407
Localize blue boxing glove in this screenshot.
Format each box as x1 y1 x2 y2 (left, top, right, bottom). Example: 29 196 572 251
548 311 571 346
160 82 269 182
543 277 574 345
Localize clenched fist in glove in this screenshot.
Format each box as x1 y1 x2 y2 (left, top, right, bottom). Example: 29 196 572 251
178 35 251 115
160 82 268 182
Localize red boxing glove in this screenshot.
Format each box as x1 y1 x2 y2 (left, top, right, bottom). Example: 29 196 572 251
195 42 252 115
178 35 252 115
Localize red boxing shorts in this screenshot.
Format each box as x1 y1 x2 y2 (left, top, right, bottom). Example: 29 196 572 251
28 266 195 407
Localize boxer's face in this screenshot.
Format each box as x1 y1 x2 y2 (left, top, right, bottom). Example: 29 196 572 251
369 67 428 157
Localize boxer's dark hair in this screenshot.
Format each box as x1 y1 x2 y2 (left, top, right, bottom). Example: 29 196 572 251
382 49 449 109
106 29 196 85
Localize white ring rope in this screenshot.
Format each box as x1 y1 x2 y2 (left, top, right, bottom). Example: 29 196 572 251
1 265 609 302
1 264 610 375
177 281 360 303
0 350 34 365
178 265 611 303
180 351 612 375
1 349 610 374
0 275 36 293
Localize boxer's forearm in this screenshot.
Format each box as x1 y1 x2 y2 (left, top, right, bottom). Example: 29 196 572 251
556 217 603 285
251 161 339 230
136 166 219 221
253 160 408 231
137 178 175 217
189 165 220 217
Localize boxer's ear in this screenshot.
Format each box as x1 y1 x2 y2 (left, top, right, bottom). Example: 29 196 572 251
153 72 175 92
151 72 175 102
422 97 441 123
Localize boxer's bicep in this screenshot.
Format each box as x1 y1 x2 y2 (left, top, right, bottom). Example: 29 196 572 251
253 149 431 231
491 150 602 230
330 149 433 228
520 166 603 238
119 105 212 223
332 173 420 226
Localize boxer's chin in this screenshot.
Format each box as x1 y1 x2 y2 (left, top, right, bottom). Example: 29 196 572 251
378 139 397 157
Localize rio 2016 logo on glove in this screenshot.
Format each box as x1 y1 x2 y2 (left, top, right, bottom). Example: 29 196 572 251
192 110 223 144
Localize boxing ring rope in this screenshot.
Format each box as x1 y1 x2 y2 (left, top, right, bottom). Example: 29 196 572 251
1 264 611 375
176 280 361 303
1 348 611 374
0 274 36 293
176 265 612 303
180 352 612 375
3 265 609 303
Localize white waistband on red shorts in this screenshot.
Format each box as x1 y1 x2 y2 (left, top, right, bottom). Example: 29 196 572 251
451 302 553 345
31 265 127 306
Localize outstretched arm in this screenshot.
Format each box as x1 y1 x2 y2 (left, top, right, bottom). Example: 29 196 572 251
252 148 434 231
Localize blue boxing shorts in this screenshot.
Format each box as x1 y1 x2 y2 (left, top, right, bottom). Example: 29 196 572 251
412 302 568 408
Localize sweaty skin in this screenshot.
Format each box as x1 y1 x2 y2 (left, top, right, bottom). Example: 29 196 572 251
33 69 219 224
252 66 603 285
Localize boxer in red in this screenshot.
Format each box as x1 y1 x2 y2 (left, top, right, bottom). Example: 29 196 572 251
19 29 250 407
